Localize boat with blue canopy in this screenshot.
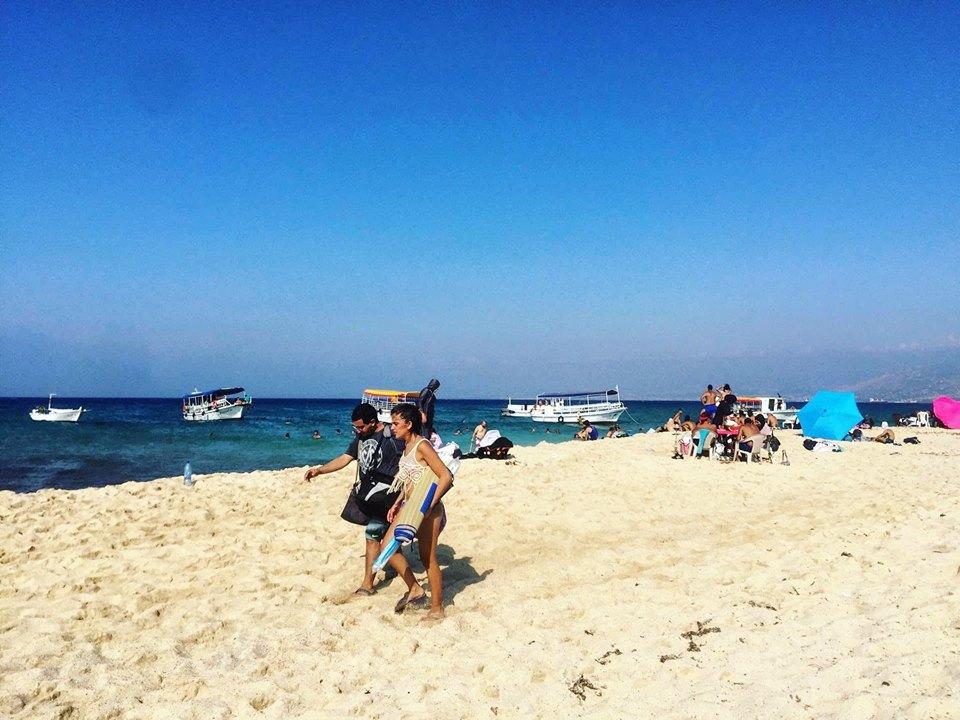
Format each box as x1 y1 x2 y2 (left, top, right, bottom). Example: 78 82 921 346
182 387 252 421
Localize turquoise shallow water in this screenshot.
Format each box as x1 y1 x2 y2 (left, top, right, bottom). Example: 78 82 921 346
0 397 929 492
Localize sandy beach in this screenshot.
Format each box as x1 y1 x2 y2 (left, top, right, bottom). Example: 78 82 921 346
1 429 958 719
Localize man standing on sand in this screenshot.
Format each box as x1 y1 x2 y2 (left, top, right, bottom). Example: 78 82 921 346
700 384 718 417
419 378 441 439
303 402 403 596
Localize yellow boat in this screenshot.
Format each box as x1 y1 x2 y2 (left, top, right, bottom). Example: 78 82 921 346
361 388 420 422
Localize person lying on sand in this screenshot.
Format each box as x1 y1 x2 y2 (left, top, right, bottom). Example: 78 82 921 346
873 428 896 444
383 403 454 622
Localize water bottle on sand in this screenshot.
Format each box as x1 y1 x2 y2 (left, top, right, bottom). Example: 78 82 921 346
183 461 194 486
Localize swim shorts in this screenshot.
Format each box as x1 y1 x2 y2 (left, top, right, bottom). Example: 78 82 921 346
365 518 389 541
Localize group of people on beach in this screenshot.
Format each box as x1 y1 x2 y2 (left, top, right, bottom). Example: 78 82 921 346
666 383 781 460
302 380 451 621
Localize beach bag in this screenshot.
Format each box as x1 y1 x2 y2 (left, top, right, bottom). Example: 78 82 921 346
769 435 781 452
340 482 371 526
341 455 373 526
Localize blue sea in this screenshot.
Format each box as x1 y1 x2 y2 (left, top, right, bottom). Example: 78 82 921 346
0 397 930 493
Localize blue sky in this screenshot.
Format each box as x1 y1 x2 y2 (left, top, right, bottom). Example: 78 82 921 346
2 2 958 397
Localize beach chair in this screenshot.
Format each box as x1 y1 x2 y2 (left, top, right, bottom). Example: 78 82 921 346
916 411 930 427
737 435 771 463
694 428 716 459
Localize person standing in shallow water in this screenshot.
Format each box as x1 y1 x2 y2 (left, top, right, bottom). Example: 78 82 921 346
383 403 454 622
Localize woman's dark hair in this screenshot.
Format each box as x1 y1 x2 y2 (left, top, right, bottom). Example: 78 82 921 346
390 403 422 435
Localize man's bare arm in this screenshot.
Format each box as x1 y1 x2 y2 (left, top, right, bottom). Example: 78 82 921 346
303 453 354 481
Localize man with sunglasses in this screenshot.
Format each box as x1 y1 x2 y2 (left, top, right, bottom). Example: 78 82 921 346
303 402 403 595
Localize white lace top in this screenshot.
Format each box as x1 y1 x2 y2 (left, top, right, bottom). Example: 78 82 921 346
389 438 428 497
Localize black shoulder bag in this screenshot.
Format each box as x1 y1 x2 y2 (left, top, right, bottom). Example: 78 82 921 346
339 428 391 526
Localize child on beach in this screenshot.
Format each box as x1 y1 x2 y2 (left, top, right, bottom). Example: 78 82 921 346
383 403 454 621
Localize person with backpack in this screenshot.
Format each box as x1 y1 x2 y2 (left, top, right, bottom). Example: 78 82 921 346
303 402 404 596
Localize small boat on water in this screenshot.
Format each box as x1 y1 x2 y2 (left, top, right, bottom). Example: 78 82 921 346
733 395 798 424
29 394 85 422
362 388 420 423
502 387 627 424
182 387 252 421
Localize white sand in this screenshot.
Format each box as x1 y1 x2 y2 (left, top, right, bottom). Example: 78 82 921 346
1 429 958 719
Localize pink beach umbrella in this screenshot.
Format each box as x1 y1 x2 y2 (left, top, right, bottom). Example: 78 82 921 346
932 396 960 429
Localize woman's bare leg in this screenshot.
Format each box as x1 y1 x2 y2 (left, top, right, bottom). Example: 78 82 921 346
417 505 444 619
381 518 424 600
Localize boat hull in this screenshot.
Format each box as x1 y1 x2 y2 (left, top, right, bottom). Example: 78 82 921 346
530 407 625 424
29 407 83 422
182 403 247 421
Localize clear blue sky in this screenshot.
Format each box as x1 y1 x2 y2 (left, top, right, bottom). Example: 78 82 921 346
2 2 958 397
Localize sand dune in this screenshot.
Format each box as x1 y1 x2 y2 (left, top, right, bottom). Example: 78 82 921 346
1 429 958 719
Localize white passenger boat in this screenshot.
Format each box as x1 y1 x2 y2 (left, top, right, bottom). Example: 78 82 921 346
734 395 798 424
361 388 420 423
182 387 252 421
506 387 626 424
501 398 534 418
29 394 84 422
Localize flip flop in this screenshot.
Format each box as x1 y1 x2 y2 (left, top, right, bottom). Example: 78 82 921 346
353 587 375 597
394 591 428 614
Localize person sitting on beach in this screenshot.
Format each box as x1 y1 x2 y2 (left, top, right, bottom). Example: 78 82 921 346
303 403 403 596
382 403 454 621
873 428 896 444
691 412 717 456
659 408 684 432
575 420 599 441
606 424 627 439
736 415 763 456
471 420 487 451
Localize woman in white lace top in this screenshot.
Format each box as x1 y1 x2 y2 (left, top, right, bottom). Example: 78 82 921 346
383 403 454 621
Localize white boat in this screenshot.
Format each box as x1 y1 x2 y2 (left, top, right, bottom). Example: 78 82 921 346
508 387 626 425
182 387 252 421
361 388 420 423
501 398 534 418
734 395 798 424
29 394 84 422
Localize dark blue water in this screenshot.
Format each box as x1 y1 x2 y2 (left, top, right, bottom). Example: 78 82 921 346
0 397 930 492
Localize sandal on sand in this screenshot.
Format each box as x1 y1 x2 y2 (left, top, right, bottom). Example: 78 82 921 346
353 587 375 597
394 591 429 614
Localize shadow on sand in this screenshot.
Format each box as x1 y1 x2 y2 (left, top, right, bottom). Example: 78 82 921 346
375 543 492 605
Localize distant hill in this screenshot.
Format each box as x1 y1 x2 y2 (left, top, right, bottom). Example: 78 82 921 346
600 346 960 402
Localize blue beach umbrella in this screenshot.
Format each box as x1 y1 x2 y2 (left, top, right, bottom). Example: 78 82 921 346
797 391 863 441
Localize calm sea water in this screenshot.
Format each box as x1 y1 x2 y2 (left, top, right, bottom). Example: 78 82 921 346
0 397 929 492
